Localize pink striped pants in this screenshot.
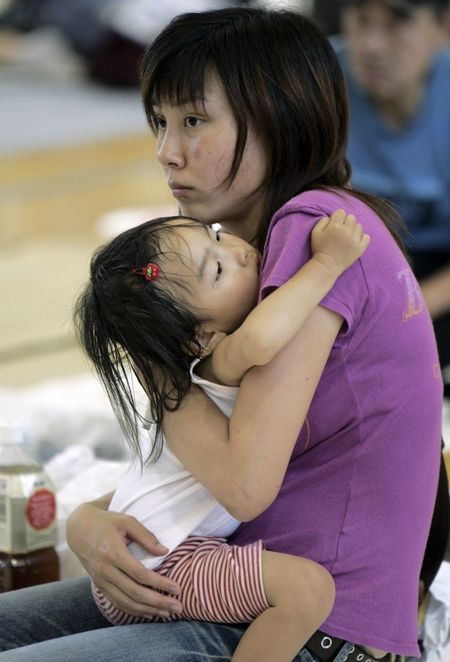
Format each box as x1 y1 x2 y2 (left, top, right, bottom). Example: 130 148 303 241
93 536 269 625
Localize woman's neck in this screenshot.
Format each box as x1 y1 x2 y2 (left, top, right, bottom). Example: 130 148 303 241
219 198 265 246
220 219 253 243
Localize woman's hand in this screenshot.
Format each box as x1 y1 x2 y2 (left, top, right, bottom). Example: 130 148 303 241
66 497 183 619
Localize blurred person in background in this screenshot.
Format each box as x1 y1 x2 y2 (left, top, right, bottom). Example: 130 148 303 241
335 0 450 397
0 0 111 76
333 0 450 608
0 0 244 86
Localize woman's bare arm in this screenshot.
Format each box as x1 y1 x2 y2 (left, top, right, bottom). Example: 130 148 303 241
164 305 343 521
66 306 341 614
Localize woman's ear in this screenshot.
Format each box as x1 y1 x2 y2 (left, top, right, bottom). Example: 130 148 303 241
196 329 227 357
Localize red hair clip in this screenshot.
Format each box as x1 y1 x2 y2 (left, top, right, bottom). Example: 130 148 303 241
132 262 160 282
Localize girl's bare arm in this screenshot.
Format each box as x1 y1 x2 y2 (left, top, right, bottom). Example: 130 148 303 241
210 211 368 385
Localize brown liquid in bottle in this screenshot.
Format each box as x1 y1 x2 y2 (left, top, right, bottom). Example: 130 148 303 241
0 547 59 592
0 448 60 592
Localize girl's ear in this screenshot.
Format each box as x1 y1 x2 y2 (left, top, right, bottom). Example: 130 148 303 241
195 329 227 357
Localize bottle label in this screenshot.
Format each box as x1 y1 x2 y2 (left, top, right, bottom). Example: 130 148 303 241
0 471 57 553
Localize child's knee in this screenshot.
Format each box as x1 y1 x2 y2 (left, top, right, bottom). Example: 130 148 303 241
263 552 335 622
302 559 335 620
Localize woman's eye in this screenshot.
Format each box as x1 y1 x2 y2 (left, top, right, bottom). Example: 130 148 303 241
215 262 223 281
185 116 201 128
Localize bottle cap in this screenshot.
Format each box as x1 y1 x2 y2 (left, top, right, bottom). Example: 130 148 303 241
0 424 24 445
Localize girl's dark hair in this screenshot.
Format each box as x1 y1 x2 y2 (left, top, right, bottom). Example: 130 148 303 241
74 217 204 463
141 6 406 252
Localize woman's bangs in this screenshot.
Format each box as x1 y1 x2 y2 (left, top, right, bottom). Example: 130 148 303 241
146 51 212 125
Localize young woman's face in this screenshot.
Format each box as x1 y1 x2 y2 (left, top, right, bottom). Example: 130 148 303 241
162 220 260 333
154 75 267 243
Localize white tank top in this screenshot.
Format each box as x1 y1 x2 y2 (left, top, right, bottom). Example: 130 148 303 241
108 361 240 570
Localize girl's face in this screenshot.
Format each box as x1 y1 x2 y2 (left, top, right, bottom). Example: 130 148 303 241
162 220 260 334
154 75 267 244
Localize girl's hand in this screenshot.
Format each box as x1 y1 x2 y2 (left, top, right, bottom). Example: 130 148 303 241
66 499 183 619
311 209 370 275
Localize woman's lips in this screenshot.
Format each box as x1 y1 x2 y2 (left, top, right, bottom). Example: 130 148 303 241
171 187 192 199
169 182 193 199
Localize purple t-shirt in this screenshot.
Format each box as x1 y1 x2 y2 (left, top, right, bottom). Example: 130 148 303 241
230 189 442 656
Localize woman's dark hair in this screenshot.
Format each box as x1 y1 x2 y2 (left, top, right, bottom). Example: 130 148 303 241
141 6 406 252
74 217 204 463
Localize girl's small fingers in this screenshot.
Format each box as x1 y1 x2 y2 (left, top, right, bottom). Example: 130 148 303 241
343 213 356 226
361 234 371 250
315 215 331 231
330 209 346 224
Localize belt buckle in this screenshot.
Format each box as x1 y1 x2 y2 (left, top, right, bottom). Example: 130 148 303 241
305 630 346 662
305 630 381 662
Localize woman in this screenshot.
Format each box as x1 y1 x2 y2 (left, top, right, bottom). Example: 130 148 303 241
0 8 443 661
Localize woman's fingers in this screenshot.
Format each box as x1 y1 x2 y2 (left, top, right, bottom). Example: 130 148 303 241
109 546 182 599
99 566 183 618
85 516 183 614
67 504 183 617
121 515 169 558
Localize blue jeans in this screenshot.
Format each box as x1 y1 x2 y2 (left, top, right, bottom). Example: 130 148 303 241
0 577 355 661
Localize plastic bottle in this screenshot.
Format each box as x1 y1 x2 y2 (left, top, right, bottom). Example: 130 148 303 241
0 424 59 591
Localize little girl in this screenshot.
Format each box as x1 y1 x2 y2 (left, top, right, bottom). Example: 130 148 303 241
75 210 369 662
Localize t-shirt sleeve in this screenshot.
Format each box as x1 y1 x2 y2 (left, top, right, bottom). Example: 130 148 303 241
260 208 369 343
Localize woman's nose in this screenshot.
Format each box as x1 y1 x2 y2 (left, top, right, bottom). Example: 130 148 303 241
157 130 185 169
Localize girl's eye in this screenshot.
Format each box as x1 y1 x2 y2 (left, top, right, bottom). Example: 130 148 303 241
154 116 166 130
215 262 223 281
185 116 201 128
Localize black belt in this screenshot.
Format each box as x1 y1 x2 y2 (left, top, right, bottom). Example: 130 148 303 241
305 630 386 662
